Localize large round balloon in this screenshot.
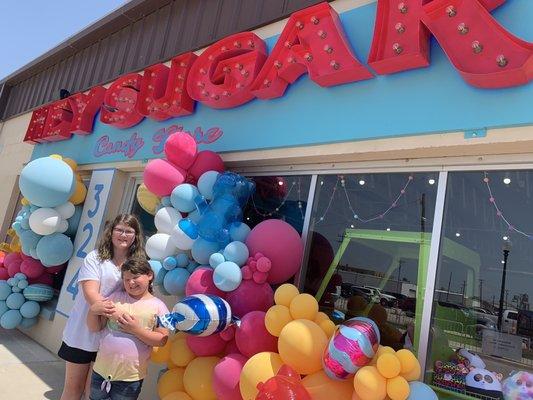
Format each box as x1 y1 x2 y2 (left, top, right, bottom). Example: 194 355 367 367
235 311 277 358
406 382 438 400
226 279 274 317
29 207 61 236
323 317 380 380
144 158 186 197
19 157 76 207
188 151 224 183
137 183 160 216
164 132 198 170
183 356 219 400
155 207 182 234
240 352 283 400
245 219 304 284
185 267 225 297
158 367 185 399
213 354 247 400
187 333 226 357
36 233 74 266
146 233 176 261
163 268 190 296
301 371 354 400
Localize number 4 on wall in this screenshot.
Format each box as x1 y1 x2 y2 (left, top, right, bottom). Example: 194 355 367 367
67 269 80 300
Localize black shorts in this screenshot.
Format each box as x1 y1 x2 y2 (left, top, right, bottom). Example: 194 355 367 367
58 341 97 364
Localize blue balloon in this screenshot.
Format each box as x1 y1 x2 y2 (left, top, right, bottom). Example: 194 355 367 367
407 382 438 400
17 280 28 289
0 282 11 301
163 256 177 271
157 284 171 296
176 253 189 268
0 309 22 329
197 171 220 200
12 221 23 234
213 261 242 292
163 268 190 296
187 209 201 224
11 287 22 293
0 300 8 316
20 301 40 318
222 241 249 267
29 205 40 212
6 293 26 310
186 261 200 274
171 184 200 213
14 273 26 280
209 252 225 269
20 229 42 256
36 233 74 266
148 260 167 286
20 216 30 231
191 238 220 265
229 222 251 242
29 248 38 259
161 196 172 207
19 317 38 329
19 157 76 208
66 206 83 236
7 278 17 287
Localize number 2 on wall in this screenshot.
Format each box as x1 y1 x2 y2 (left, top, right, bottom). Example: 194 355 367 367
75 183 104 259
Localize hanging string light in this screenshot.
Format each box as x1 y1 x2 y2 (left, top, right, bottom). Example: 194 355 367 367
251 179 304 219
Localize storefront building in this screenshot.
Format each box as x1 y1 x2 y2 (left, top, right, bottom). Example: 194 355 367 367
1 0 532 398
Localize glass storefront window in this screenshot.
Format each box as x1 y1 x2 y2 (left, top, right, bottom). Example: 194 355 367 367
130 183 157 238
427 170 533 399
302 172 439 351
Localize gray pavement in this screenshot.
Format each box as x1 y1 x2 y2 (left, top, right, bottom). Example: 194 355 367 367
0 327 65 399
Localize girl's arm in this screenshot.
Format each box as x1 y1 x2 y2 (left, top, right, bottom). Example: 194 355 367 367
87 309 107 332
117 314 169 347
81 280 115 316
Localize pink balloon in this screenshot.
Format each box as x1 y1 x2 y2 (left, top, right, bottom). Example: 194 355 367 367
245 219 304 284
226 279 274 317
213 354 248 400
143 159 186 197
223 340 240 357
187 151 224 183
187 333 226 356
29 273 54 286
7 259 22 277
235 311 278 358
185 267 226 297
164 132 198 170
20 258 45 279
4 252 22 266
0 267 9 280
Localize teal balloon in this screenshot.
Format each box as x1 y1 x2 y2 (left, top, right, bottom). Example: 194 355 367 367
209 252 225 268
19 157 75 207
229 222 251 242
11 287 22 293
407 382 438 400
1 309 22 329
66 206 83 236
12 221 23 234
176 253 189 268
197 171 219 201
17 280 29 289
191 238 220 264
186 261 199 274
170 184 200 213
6 293 26 310
0 282 11 300
20 301 40 318
163 256 177 271
36 233 74 266
14 273 26 280
148 260 166 286
222 241 249 266
20 217 30 230
0 300 8 316
20 230 42 255
213 261 242 292
161 196 172 207
162 268 190 295
19 317 38 329
30 205 40 212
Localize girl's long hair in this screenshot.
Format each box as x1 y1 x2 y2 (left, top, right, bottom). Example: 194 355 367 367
96 214 146 262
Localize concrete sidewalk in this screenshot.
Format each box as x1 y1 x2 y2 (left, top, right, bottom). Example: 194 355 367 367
0 327 65 399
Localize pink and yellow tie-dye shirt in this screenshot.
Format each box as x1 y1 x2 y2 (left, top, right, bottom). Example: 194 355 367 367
93 291 169 382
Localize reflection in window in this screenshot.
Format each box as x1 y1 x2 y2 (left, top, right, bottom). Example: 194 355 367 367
428 171 533 399
243 176 311 234
303 173 438 351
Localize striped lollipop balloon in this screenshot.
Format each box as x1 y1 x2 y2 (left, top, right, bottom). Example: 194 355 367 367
158 294 234 337
322 317 380 380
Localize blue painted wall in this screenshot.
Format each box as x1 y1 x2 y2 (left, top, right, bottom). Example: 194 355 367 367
32 0 533 164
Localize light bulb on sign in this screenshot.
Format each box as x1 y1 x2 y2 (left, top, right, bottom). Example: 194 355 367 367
455 232 461 237
359 179 365 186
428 179 436 185
503 177 511 185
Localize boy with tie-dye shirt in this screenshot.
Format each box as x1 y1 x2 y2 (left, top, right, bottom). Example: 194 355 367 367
87 258 169 400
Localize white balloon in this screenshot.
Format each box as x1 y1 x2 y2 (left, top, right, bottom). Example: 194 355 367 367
57 220 69 233
170 224 195 251
54 202 75 219
197 171 220 201
154 207 182 234
145 233 176 261
29 208 61 236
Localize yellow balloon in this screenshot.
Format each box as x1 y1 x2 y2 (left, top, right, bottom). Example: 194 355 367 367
396 349 420 381
289 293 318 320
302 370 354 400
21 198 30 206
167 358 179 370
158 368 185 399
265 305 292 337
136 183 160 216
274 284 299 307
319 319 336 337
183 356 220 400
314 311 330 324
69 180 87 205
353 366 387 400
278 319 327 375
239 352 283 400
63 158 78 171
376 353 401 379
387 376 410 400
171 338 196 367
151 340 172 363
371 345 396 365
162 392 192 400
50 154 63 160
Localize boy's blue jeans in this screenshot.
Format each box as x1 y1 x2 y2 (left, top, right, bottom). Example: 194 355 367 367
89 371 143 400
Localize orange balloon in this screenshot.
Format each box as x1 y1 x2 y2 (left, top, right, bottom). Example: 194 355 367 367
353 366 387 400
302 371 354 400
158 368 185 399
151 340 172 363
183 357 220 400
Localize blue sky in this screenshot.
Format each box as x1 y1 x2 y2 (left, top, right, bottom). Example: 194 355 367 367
0 0 130 81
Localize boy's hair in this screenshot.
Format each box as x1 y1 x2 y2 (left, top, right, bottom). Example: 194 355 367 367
121 258 154 293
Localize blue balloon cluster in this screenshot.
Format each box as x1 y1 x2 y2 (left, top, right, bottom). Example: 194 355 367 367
0 273 49 329
149 253 199 296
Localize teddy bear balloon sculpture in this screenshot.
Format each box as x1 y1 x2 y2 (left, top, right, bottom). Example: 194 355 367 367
178 171 255 247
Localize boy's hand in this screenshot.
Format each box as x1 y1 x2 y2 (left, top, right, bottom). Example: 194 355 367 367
117 313 141 334
91 299 115 317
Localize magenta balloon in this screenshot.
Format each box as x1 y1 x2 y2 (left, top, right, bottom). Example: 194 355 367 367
44 263 66 274
164 132 198 170
235 311 278 358
187 333 226 356
188 151 224 183
3 252 22 266
213 354 248 400
245 219 304 284
143 159 186 197
28 273 53 286
226 279 274 317
7 259 22 278
0 267 9 280
185 267 226 297
223 340 240 357
20 259 45 279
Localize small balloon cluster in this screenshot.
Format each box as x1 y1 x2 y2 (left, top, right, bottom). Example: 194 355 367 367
14 155 86 267
0 272 55 329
